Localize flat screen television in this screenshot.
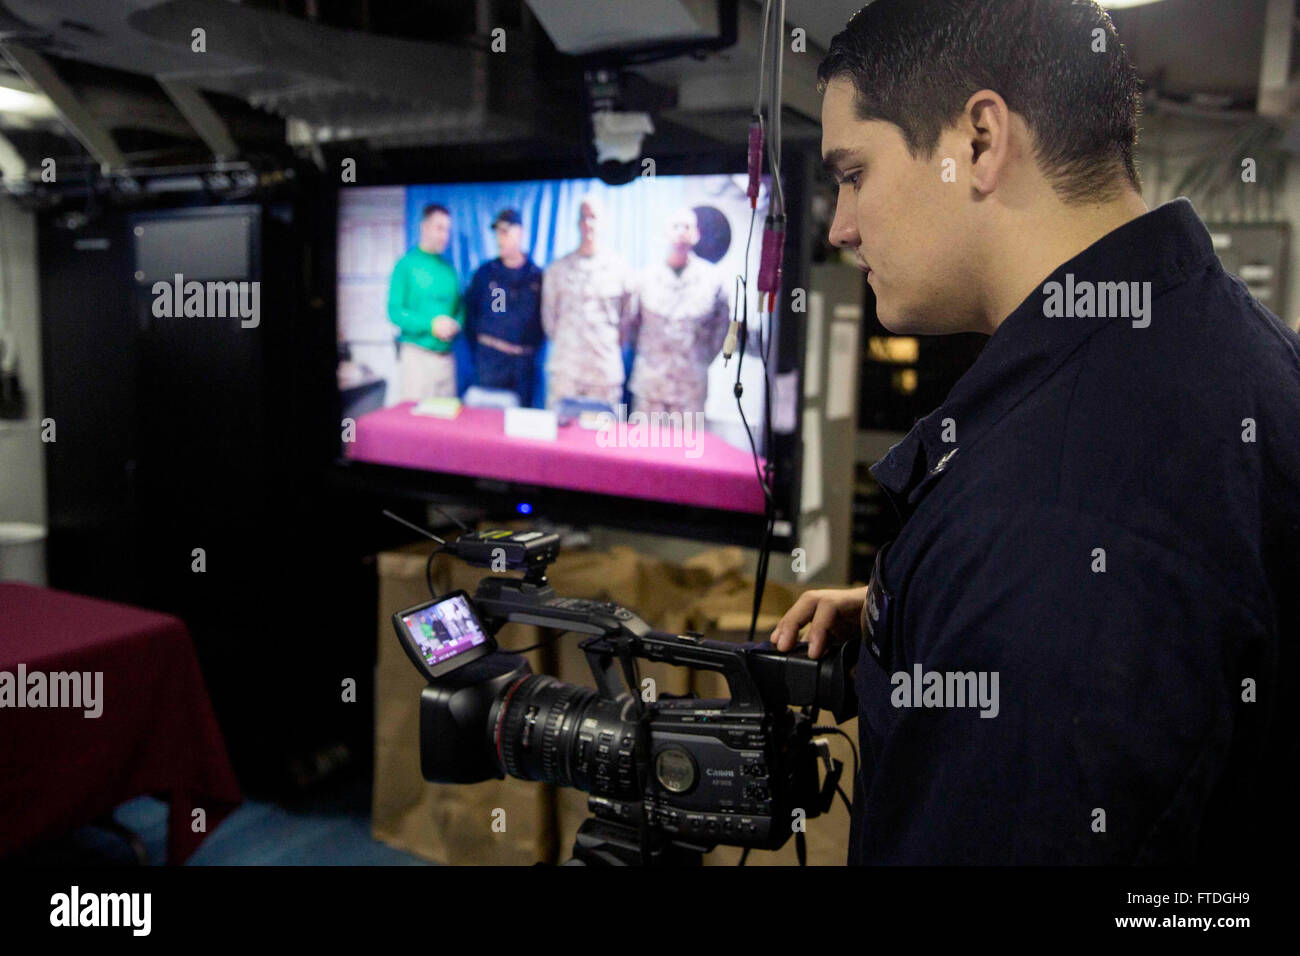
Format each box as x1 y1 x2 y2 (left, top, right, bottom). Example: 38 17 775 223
334 168 808 547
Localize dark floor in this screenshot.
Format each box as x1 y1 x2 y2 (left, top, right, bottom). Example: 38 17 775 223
7 778 434 866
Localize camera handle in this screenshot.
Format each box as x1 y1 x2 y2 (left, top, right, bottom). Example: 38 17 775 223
470 573 771 715
583 632 769 714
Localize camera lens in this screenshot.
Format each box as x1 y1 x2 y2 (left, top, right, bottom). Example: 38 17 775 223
494 675 638 797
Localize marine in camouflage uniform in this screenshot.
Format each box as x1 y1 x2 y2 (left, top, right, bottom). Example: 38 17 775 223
541 196 637 410
627 209 732 417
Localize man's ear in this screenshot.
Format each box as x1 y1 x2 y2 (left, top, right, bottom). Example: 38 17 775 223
963 88 1012 197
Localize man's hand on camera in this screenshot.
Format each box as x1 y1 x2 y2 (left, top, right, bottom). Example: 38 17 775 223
769 586 868 660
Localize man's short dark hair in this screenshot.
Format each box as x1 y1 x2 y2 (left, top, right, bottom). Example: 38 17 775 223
421 203 450 220
818 0 1142 204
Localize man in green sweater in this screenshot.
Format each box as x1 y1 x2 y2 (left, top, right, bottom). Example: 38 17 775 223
387 203 464 401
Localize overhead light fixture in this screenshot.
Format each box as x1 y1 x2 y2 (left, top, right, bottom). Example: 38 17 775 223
0 83 55 120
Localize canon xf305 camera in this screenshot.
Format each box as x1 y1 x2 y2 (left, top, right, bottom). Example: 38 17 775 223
391 528 859 865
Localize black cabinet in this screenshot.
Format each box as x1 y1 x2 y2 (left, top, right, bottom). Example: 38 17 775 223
39 208 138 603
39 192 370 793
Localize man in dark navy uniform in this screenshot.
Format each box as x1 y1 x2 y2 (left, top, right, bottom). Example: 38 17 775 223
465 208 544 406
772 0 1299 865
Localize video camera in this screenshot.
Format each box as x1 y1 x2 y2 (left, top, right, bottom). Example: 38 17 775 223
392 527 859 865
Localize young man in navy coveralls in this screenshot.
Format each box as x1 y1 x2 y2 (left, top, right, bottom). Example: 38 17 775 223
465 208 544 407
772 0 1300 865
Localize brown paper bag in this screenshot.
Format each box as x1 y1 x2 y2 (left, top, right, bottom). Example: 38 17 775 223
372 545 556 864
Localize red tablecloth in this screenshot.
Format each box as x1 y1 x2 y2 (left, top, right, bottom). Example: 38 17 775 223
0 583 240 863
346 403 769 514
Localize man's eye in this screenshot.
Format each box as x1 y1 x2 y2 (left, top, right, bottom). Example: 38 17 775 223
840 171 862 188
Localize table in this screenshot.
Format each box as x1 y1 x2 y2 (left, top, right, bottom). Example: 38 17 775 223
0 582 241 863
346 403 768 514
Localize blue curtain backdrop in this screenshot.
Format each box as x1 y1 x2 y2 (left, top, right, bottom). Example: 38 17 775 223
404 176 736 404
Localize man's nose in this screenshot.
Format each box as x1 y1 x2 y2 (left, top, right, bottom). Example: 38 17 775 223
828 196 860 249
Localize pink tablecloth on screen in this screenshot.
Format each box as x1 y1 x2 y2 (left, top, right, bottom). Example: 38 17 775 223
346 404 768 514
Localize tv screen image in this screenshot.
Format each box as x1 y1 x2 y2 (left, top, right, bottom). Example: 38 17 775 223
337 173 775 516
399 594 489 669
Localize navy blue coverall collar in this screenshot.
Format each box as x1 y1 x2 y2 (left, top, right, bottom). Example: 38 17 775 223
870 198 1219 513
